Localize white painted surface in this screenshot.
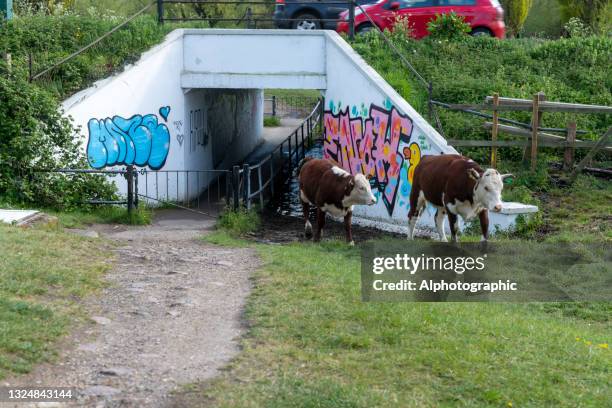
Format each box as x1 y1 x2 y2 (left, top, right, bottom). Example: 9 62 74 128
0 209 39 224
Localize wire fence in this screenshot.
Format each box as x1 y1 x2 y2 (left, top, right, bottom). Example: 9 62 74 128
264 95 321 117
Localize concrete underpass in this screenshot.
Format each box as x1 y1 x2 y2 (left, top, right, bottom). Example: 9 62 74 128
62 29 536 234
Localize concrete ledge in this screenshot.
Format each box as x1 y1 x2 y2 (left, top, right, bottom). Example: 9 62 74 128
0 209 40 225
181 72 326 89
499 201 539 215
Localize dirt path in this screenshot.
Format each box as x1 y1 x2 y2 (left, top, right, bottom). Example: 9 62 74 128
3 211 258 408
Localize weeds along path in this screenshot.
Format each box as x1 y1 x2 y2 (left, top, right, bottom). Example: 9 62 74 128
3 211 258 408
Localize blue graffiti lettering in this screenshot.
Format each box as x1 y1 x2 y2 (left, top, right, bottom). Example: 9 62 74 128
87 108 171 170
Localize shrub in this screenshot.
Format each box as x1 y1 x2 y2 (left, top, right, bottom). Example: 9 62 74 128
218 208 261 236
563 17 592 37
264 116 281 127
500 0 533 37
426 12 471 40
0 67 116 209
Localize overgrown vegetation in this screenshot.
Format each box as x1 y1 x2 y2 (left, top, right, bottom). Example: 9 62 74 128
0 10 193 209
426 12 471 40
0 224 110 378
352 29 611 163
217 208 261 236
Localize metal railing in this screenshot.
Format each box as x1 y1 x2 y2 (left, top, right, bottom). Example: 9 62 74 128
136 168 233 215
157 0 357 37
243 98 323 208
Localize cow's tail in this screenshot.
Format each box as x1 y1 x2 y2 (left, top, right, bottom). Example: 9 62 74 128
296 156 314 177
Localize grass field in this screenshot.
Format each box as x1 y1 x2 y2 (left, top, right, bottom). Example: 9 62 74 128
0 224 111 379
185 229 610 407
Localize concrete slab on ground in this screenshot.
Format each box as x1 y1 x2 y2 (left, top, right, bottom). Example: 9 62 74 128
0 209 40 225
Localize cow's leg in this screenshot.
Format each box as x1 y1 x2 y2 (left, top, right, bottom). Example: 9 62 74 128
314 208 326 242
344 210 354 246
302 200 312 239
448 211 459 242
408 189 426 240
479 209 490 241
435 207 448 242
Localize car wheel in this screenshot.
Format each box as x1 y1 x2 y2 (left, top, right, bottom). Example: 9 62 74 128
293 14 321 30
471 27 493 37
357 23 375 35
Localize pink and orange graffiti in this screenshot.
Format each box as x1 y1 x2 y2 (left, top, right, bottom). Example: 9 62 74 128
324 104 420 215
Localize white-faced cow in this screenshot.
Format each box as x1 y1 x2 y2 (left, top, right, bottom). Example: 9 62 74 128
299 157 377 245
407 154 512 242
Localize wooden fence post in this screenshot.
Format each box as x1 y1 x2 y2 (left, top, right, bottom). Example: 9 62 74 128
527 92 545 171
490 93 499 168
563 121 577 171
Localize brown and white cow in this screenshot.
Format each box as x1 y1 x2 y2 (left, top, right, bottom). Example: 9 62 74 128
299 157 377 245
407 154 512 242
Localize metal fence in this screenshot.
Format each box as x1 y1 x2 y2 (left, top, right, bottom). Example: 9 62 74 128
157 0 358 37
264 95 321 117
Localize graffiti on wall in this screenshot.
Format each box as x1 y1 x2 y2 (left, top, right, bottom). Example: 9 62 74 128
324 102 421 216
87 106 171 170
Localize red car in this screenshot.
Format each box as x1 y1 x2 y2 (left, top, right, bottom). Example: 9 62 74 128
337 0 505 39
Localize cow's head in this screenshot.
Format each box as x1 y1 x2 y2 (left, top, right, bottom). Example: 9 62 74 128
344 174 377 206
468 168 512 212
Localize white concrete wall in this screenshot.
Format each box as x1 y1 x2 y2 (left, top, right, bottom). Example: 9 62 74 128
322 32 455 231
181 30 326 89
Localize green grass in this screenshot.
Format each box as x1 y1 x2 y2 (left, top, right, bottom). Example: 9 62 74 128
0 224 110 378
181 236 610 407
49 206 152 228
263 116 281 127
264 89 322 99
543 175 612 242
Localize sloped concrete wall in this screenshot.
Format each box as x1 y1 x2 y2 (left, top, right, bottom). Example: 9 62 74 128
323 33 455 231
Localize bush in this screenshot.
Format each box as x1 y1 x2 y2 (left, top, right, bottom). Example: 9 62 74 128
0 67 116 209
264 116 281 127
218 208 261 236
563 17 592 38
426 12 471 40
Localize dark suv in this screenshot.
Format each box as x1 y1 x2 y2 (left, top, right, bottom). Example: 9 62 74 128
274 0 376 30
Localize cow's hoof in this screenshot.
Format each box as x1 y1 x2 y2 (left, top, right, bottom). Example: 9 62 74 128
348 240 355 246
304 230 313 239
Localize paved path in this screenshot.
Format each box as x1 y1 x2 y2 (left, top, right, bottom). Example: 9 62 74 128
2 211 258 407
244 118 304 164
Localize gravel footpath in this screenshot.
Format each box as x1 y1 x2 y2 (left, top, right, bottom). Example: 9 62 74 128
2 211 258 408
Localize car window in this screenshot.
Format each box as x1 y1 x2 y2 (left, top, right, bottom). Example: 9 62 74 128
437 0 477 5
397 0 436 8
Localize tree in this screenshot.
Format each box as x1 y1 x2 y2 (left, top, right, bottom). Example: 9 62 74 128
557 0 611 33
501 0 534 37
